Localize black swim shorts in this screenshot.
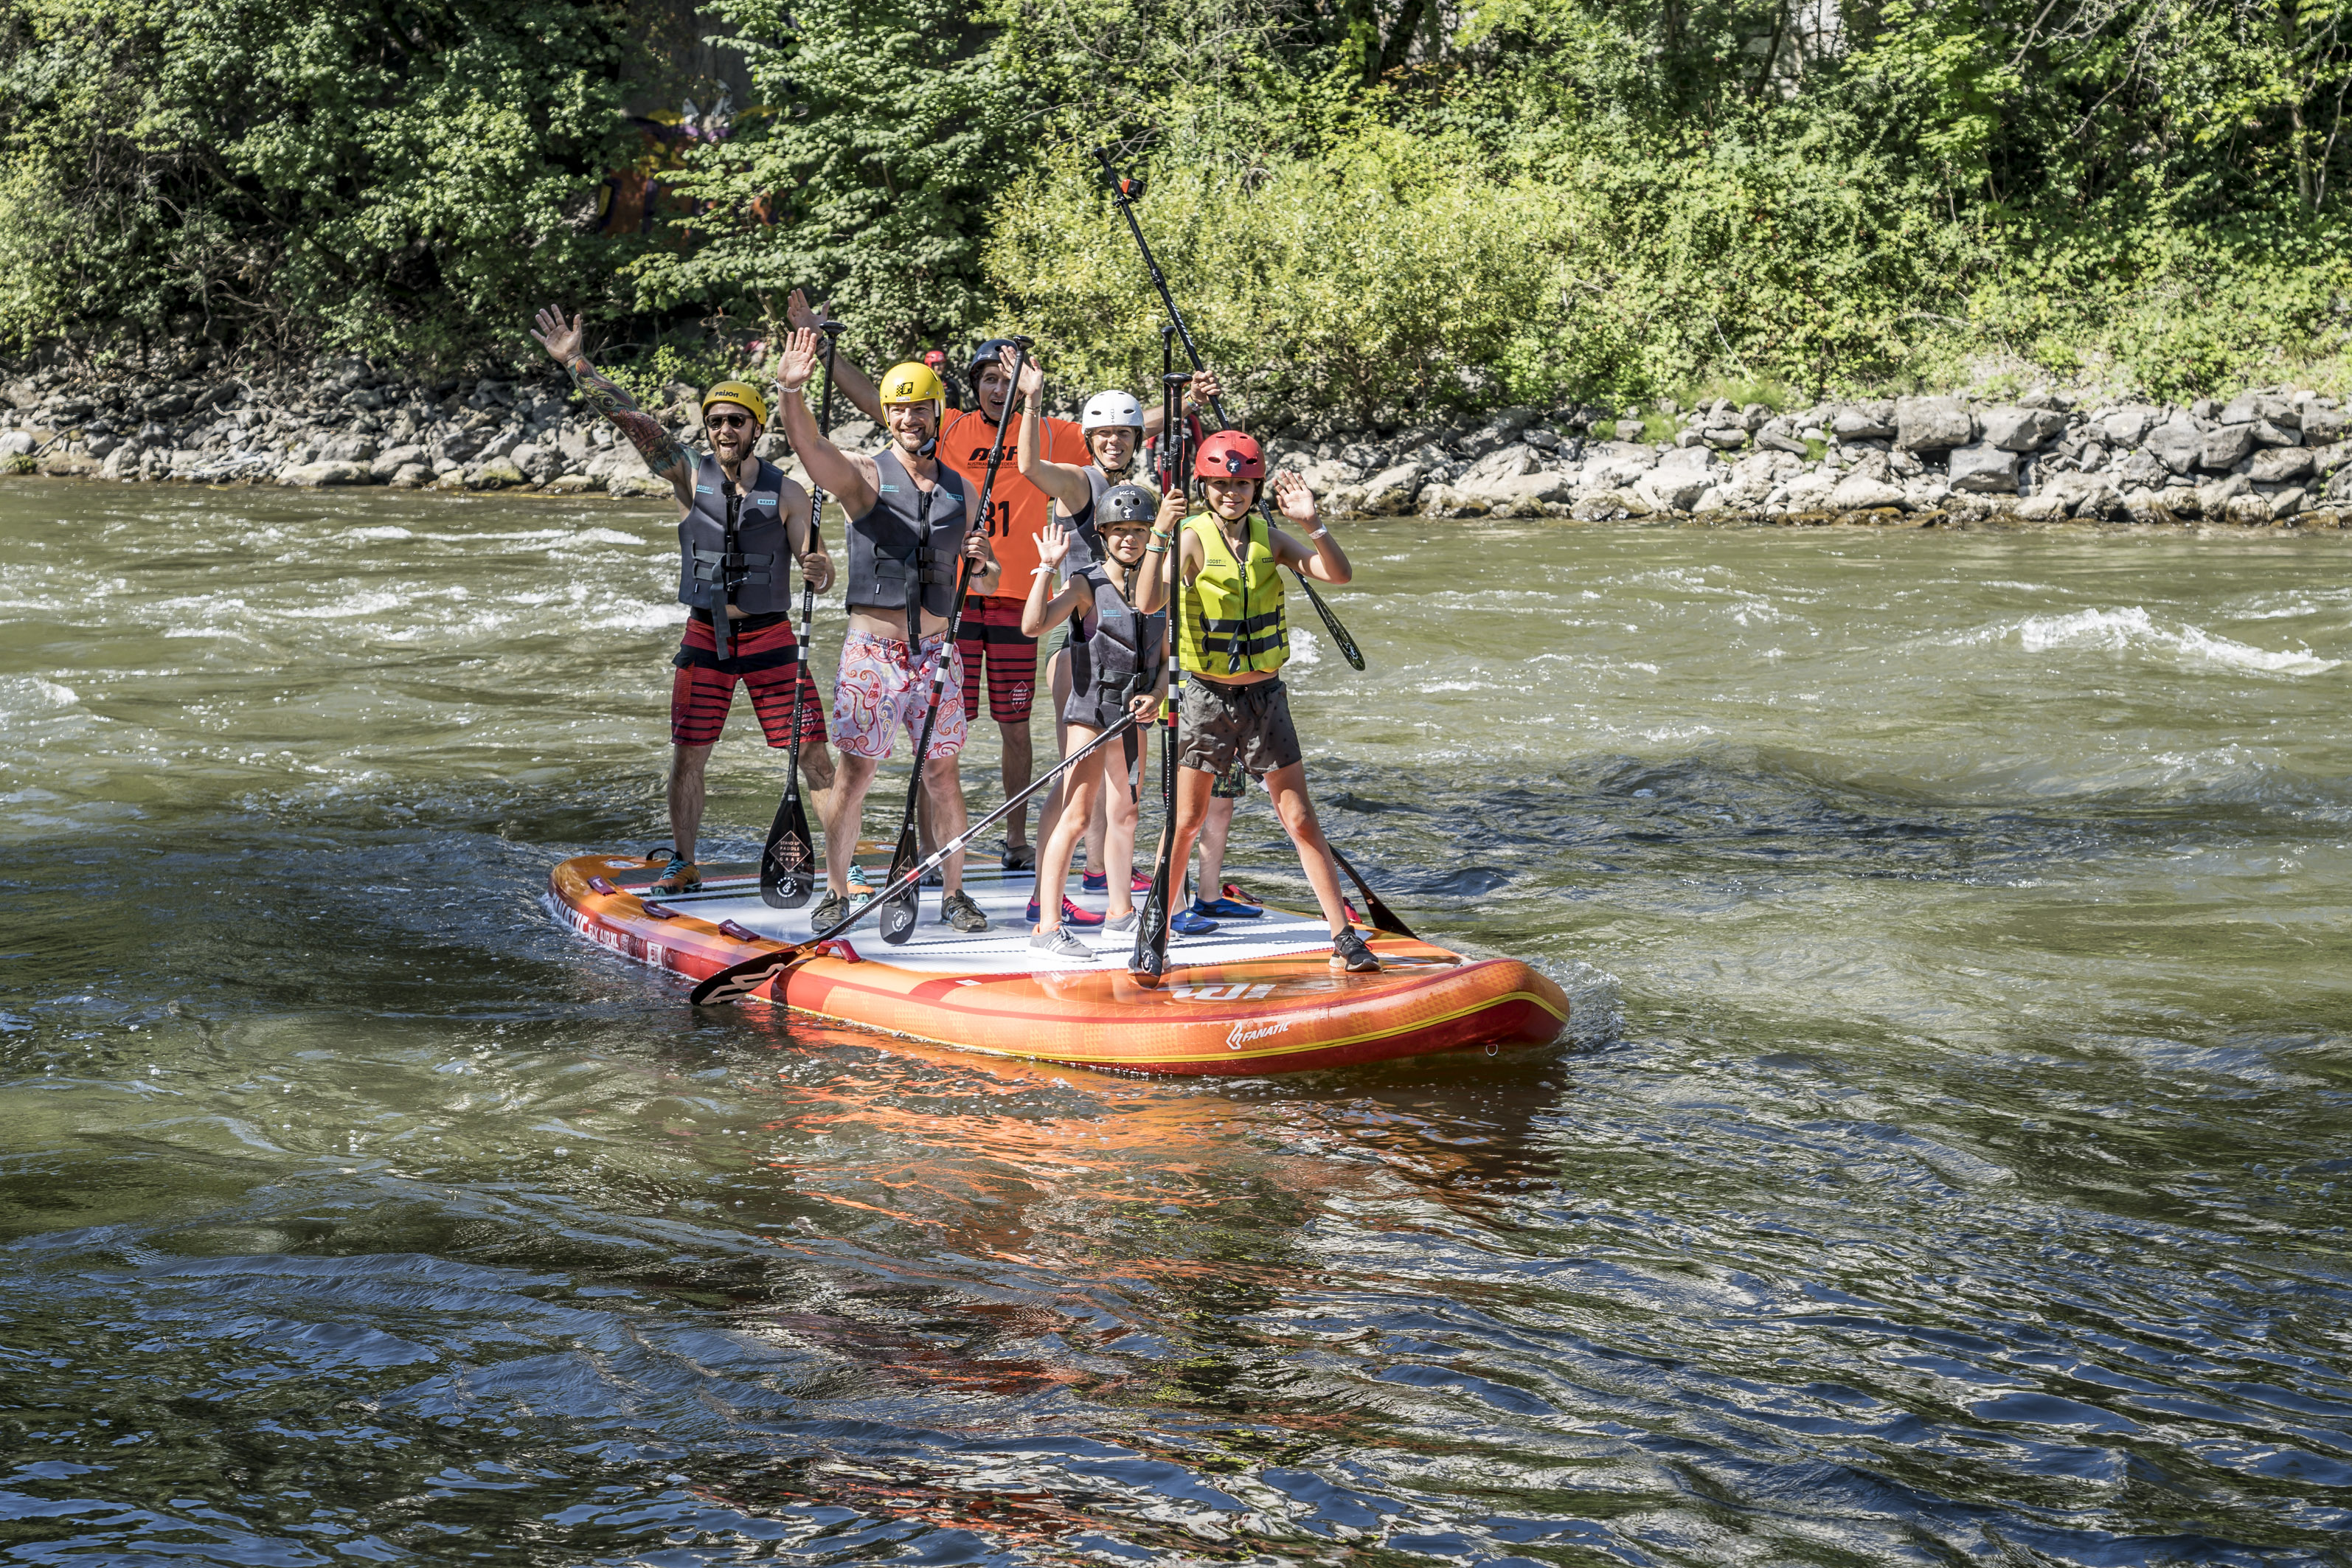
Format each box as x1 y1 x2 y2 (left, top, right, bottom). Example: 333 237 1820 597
1176 676 1302 778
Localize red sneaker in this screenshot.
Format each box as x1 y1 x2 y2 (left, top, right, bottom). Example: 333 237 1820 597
1026 893 1105 927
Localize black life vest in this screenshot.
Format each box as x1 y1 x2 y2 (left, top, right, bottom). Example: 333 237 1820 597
676 455 791 617
845 449 966 622
1070 557 1164 707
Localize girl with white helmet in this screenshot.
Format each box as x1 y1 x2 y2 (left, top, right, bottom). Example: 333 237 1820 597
1013 355 1220 927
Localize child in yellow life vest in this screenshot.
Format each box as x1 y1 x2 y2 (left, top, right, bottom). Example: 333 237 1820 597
1132 431 1380 973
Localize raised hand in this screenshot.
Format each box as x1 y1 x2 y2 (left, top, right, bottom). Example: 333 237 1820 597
1272 468 1318 526
1038 518 1070 569
1155 492 1189 535
787 289 822 333
1187 367 1221 409
774 327 820 392
1005 344 1044 403
531 307 585 366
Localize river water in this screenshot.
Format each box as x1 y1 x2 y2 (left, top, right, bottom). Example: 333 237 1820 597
4 481 2350 1565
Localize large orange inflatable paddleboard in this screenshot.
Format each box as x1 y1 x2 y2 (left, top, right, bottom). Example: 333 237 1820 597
548 853 1569 1075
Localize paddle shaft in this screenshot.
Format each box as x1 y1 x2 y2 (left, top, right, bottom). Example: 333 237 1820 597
690 711 1143 1005
1094 147 1365 672
760 325 842 908
1128 358 1188 978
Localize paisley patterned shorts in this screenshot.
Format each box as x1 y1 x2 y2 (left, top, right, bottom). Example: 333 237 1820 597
830 630 967 761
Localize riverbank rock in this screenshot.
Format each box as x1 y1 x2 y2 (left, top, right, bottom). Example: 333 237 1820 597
466 458 527 490
6 353 2351 534
278 460 371 487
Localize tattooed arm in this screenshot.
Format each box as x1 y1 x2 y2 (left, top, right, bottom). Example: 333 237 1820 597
531 307 695 509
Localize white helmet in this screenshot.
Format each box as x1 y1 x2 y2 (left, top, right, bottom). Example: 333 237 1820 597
1081 390 1145 432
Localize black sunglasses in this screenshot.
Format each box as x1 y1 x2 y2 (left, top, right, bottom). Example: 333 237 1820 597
707 412 754 430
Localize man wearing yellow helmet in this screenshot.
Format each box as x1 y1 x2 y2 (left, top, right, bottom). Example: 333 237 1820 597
787 306 1193 875
772 327 1001 934
531 305 836 898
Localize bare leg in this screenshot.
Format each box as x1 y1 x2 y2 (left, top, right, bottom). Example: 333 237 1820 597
1153 765 1218 948
998 718 1033 854
1086 761 1111 882
1102 725 1148 920
797 738 836 841
1260 760 1350 936
923 751 971 896
1193 792 1236 907
1034 732 1106 933
1033 649 1080 867
823 754 880 895
667 742 715 862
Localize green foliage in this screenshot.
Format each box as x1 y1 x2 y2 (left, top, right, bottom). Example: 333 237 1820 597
625 0 1016 358
0 0 639 364
2 0 2351 400
990 129 1567 420
600 340 749 409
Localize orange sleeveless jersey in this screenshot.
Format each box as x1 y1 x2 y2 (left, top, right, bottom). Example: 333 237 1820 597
939 409 1091 588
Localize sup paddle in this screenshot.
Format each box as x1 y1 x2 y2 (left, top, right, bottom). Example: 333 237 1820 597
1094 146 1367 673
759 321 844 909
1328 844 1415 940
875 337 1033 945
691 710 1142 1005
1128 361 1190 981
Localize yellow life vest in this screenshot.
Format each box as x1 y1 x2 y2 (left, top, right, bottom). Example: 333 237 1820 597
1179 513 1287 676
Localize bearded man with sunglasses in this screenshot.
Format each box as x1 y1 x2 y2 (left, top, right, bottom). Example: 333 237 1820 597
532 306 837 897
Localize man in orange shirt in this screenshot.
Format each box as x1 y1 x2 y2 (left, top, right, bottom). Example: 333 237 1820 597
937 337 1090 869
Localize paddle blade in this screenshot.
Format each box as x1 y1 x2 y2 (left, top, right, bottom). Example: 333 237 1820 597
1294 571 1366 671
875 826 922 945
760 797 816 909
689 946 805 1007
1128 828 1173 979
1328 844 1417 940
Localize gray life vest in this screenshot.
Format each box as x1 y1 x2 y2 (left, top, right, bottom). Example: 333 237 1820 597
845 449 966 622
676 454 792 617
1069 558 1163 705
1058 466 1111 572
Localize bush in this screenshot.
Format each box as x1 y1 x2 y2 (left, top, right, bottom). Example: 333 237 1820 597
0 0 641 367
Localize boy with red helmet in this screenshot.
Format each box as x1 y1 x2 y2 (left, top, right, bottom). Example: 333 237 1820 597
1134 430 1379 973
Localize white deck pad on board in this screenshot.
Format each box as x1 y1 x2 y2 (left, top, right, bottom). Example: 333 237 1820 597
632 861 1336 976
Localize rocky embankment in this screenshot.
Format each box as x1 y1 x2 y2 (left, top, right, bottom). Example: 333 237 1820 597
0 359 783 498
1282 391 2352 527
4 358 2349 529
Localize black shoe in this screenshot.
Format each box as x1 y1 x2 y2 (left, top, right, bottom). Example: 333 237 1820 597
811 891 851 930
1331 928 1381 973
940 889 990 933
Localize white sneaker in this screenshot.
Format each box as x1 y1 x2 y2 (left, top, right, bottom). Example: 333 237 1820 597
1029 926 1091 962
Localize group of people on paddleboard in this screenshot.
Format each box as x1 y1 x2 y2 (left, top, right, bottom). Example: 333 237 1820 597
528 291 1380 976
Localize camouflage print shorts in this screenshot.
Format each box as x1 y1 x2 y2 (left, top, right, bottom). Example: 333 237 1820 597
1176 676 1302 780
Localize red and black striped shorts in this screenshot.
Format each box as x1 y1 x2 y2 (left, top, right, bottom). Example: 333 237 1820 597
957 593 1038 724
670 611 827 749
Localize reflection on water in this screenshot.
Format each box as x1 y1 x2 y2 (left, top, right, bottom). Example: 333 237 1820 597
4 482 2351 1564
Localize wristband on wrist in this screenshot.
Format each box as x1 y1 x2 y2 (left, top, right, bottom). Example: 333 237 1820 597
1307 525 1330 540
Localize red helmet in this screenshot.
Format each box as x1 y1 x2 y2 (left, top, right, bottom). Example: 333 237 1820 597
1194 430 1266 479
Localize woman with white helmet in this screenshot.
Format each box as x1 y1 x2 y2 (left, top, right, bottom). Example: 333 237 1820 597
1015 356 1220 928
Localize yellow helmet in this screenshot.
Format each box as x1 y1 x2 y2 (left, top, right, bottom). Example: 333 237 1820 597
878 361 946 422
700 380 769 428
